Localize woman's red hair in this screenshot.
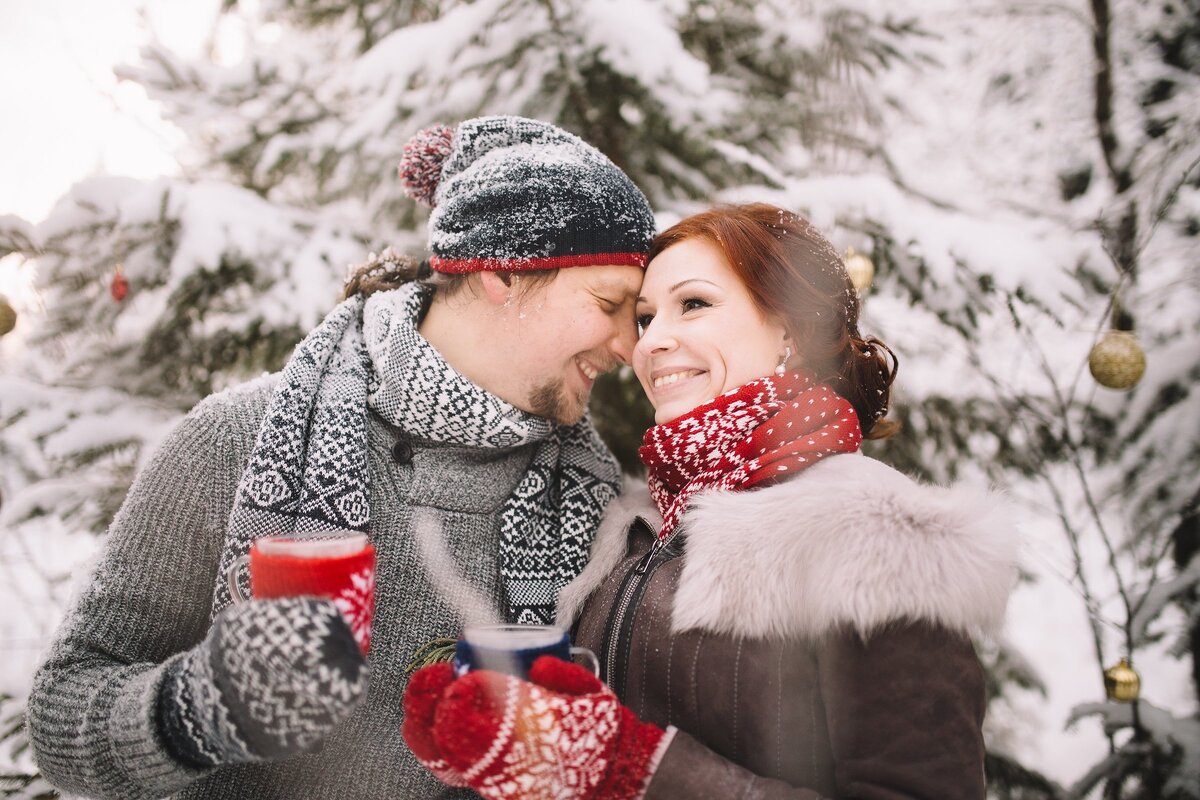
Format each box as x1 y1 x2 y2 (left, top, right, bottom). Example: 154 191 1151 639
648 203 899 438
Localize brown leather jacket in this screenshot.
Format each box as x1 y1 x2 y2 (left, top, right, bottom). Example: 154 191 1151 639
557 453 1017 799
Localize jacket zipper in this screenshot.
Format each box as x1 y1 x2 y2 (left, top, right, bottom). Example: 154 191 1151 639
601 528 682 698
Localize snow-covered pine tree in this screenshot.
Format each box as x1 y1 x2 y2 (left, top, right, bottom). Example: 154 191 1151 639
860 0 1199 795
0 2 932 793
0 0 922 512
128 0 920 231
1051 0 1200 794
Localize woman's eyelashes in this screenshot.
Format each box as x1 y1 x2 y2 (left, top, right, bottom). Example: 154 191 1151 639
635 297 712 336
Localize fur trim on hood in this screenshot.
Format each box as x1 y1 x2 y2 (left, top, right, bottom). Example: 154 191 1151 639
557 454 1019 641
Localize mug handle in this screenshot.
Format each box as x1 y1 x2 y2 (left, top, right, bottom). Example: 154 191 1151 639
570 646 600 677
227 555 252 604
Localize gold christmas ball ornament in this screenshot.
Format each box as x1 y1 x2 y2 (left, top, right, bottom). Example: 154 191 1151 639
843 247 875 292
1088 330 1146 390
0 296 15 337
1104 658 1140 702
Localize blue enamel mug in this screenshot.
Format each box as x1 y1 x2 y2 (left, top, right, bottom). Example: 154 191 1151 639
453 624 599 679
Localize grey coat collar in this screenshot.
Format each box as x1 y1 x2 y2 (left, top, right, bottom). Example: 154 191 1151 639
558 453 1019 640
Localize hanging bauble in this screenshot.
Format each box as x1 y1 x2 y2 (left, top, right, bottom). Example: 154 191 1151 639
843 247 875 292
1103 658 1140 702
0 295 16 337
1088 330 1145 389
111 264 129 302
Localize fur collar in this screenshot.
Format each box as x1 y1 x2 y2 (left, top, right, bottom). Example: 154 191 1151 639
557 453 1019 640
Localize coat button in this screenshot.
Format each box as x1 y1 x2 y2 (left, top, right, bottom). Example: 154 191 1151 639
391 438 413 465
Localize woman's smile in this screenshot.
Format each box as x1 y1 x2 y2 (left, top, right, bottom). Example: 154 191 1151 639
649 367 707 392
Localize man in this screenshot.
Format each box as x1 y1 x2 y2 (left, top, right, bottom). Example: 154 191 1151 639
27 115 654 799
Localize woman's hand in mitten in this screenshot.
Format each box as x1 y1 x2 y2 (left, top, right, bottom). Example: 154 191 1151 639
409 655 669 800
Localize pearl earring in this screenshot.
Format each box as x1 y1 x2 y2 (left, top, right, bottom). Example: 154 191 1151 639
775 346 792 377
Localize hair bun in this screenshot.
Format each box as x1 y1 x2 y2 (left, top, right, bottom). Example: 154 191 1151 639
398 123 455 206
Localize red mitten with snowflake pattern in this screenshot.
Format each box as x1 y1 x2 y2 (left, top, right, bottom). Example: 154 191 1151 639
407 656 669 799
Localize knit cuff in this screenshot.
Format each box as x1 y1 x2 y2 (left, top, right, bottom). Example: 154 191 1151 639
158 634 256 767
108 654 212 797
596 708 671 800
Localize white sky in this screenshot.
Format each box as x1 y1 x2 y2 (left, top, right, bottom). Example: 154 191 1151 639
0 0 219 303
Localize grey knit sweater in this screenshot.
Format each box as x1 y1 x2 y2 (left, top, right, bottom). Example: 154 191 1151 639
28 375 539 799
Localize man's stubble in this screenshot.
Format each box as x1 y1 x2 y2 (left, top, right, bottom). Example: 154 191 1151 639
529 379 589 426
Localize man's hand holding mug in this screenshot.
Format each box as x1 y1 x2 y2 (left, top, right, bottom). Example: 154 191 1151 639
156 532 374 768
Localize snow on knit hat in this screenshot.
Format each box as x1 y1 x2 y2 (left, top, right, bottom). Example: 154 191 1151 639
398 115 655 274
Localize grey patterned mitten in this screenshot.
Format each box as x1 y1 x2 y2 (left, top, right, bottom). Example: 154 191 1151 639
156 597 367 767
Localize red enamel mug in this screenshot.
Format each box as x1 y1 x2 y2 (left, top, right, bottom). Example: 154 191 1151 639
228 531 375 655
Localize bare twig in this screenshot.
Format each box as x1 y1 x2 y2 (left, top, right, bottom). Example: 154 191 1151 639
1135 152 1200 259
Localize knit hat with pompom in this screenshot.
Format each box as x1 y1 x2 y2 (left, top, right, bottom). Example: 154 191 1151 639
397 115 655 274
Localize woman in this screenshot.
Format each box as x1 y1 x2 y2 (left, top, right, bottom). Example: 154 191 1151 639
403 204 1017 799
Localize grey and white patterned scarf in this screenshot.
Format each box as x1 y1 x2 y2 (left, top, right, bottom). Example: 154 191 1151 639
211 282 621 624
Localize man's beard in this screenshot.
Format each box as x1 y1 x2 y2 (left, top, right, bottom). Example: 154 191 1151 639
529 378 588 425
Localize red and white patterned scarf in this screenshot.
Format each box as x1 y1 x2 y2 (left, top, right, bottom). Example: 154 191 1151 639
639 370 863 542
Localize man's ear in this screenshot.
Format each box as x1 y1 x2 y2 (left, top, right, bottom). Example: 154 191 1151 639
478 271 512 307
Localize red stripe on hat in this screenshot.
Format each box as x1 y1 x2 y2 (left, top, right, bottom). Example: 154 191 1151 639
430 252 648 273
